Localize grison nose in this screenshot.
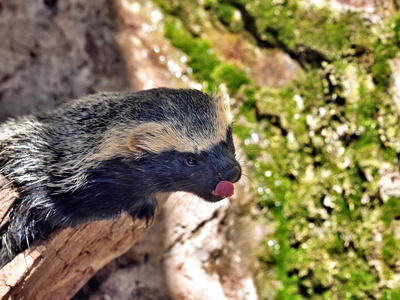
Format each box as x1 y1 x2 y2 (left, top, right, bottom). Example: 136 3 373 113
220 164 241 183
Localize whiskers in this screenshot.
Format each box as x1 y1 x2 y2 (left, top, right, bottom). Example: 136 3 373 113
171 192 189 212
234 145 260 191
187 194 204 213
240 172 258 189
235 148 246 166
170 192 204 214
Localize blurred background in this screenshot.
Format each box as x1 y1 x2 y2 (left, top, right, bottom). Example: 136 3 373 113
2 0 400 299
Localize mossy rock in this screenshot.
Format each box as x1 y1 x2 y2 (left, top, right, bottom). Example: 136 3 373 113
153 0 400 297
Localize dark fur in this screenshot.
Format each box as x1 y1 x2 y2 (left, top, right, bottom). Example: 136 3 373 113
0 88 241 268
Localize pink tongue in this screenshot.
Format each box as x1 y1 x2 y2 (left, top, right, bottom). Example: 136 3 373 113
215 181 235 198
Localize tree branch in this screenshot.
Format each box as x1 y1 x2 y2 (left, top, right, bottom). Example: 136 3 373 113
0 175 169 299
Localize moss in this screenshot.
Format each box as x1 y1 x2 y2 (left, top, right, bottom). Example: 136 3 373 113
213 4 244 32
335 258 379 299
382 234 400 266
382 198 400 227
229 0 372 63
151 0 179 13
211 63 249 93
372 42 398 89
204 0 217 9
164 17 220 87
327 233 345 254
381 287 400 299
154 0 400 298
371 14 400 88
215 4 235 25
239 86 258 121
164 16 251 93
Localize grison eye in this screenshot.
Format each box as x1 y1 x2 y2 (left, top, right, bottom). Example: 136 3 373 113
185 158 198 166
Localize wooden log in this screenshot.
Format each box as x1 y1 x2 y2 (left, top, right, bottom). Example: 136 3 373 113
0 176 169 299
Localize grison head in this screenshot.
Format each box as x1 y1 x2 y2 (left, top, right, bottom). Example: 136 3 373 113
125 89 242 202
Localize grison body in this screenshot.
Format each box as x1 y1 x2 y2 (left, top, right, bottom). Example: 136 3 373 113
0 88 241 268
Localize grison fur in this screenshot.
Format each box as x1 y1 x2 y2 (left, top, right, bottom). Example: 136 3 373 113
0 88 241 268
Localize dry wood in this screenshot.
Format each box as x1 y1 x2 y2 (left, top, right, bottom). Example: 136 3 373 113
0 176 169 299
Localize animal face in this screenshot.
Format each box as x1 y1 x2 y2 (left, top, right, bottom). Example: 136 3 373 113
178 141 241 202
138 129 241 202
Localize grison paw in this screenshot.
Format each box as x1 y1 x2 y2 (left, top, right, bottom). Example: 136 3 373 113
129 196 158 225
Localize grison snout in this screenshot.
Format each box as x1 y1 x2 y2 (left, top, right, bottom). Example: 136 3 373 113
219 164 241 183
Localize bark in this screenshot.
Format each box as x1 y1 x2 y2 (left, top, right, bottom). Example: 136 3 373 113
0 176 169 300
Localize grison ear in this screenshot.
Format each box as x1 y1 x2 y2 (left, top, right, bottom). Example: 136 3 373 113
213 93 233 125
127 122 188 158
127 123 166 157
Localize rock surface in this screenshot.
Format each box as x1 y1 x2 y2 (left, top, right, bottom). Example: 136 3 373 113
0 0 128 122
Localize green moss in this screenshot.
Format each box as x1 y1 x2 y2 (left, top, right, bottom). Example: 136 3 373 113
240 86 258 121
213 4 244 32
372 43 398 89
151 0 179 13
154 0 400 298
382 198 400 227
164 18 220 87
382 234 400 266
327 233 345 254
164 17 250 93
381 287 400 299
211 63 249 93
215 4 235 25
229 0 372 63
204 0 217 9
371 14 400 88
335 258 379 299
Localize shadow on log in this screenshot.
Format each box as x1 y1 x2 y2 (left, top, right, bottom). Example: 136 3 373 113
0 176 169 299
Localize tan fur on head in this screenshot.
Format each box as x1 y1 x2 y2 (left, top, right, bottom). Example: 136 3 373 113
126 93 232 157
126 122 201 158
127 122 193 158
213 92 233 130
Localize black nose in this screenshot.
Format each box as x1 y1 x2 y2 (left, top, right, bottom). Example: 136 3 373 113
220 164 241 183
